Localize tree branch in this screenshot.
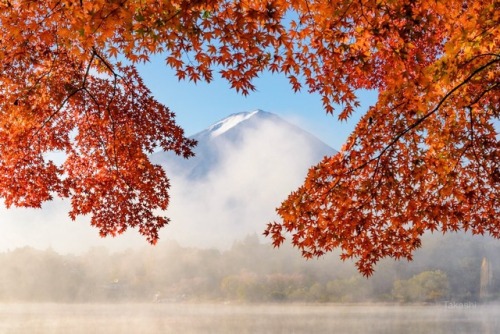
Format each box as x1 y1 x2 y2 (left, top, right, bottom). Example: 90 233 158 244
352 56 500 173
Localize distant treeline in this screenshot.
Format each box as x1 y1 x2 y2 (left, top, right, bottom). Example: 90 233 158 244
0 233 499 303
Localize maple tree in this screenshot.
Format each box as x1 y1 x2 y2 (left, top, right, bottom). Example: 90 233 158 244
264 0 499 275
0 0 498 273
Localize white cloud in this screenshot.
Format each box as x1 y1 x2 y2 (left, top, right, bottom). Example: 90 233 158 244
0 199 148 254
161 118 326 249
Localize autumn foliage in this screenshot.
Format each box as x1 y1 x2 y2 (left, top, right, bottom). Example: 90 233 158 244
0 0 498 274
264 0 499 275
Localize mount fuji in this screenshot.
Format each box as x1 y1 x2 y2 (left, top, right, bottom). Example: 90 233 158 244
150 110 337 249
151 110 335 179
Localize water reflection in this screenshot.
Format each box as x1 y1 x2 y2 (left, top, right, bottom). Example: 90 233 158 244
1 303 498 334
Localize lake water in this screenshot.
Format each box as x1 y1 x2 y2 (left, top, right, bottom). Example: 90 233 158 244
0 303 498 333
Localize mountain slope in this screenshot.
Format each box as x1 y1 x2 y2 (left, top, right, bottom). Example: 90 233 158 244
151 110 336 248
151 110 336 178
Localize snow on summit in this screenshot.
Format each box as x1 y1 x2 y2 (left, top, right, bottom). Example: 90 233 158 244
207 110 259 137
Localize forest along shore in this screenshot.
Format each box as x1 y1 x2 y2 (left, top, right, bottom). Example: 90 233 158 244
0 233 498 303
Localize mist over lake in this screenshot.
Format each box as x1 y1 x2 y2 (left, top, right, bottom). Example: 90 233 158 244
2 303 499 334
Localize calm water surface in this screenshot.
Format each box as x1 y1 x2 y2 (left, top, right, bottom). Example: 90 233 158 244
0 303 498 333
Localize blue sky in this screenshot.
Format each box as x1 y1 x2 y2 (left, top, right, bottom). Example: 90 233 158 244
137 56 378 150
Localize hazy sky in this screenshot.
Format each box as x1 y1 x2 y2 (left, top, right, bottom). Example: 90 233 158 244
0 56 378 253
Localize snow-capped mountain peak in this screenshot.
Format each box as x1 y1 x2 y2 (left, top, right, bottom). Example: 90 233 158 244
207 110 260 137
149 110 336 249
